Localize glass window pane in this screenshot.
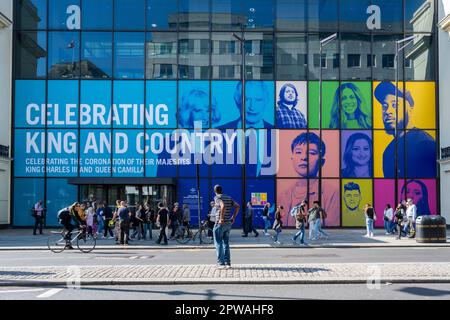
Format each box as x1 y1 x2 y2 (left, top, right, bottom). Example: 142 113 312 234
276 0 307 31
179 0 210 31
82 0 113 30
371 0 403 32
80 129 112 177
211 0 243 31
244 32 273 80
178 32 210 79
16 0 47 30
340 34 371 81
404 34 435 81
276 33 307 80
13 178 45 226
212 33 242 79
81 32 112 79
308 33 339 80
14 31 47 79
308 0 338 31
49 0 80 30
147 0 178 30
340 0 371 32
146 32 178 79
114 0 145 30
114 32 145 79
405 0 435 33
178 81 210 128
48 31 80 79
46 179 78 226
243 0 274 30
372 35 404 81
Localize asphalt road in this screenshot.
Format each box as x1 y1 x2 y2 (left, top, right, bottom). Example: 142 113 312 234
1 283 450 300
0 247 449 267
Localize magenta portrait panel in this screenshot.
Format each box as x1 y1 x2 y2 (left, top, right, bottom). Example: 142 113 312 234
341 130 373 178
398 179 437 215
374 179 395 227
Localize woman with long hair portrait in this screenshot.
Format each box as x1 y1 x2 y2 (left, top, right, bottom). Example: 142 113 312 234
329 82 371 129
342 132 373 178
401 180 431 216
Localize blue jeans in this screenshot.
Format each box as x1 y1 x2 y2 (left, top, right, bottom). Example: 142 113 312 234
213 223 232 265
263 216 270 233
145 222 153 239
97 218 104 234
315 219 328 238
293 223 306 244
384 220 393 233
274 228 281 242
366 218 374 235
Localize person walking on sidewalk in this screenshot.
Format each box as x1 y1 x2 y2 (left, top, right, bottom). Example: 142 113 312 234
262 203 272 236
213 184 240 269
144 204 155 240
117 201 131 245
364 203 376 238
395 203 406 240
307 203 319 240
314 202 329 240
272 205 283 244
156 202 169 245
98 201 114 239
32 200 45 235
169 203 180 240
292 200 308 245
182 204 191 236
243 202 259 237
383 204 394 234
405 198 417 238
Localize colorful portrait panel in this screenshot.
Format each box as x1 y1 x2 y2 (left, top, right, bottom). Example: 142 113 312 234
398 179 437 216
374 179 396 227
277 130 339 178
341 130 373 178
211 81 242 129
341 179 373 227
308 81 339 129
276 81 308 129
178 81 210 129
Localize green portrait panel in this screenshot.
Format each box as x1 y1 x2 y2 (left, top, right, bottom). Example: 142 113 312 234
308 81 339 129
341 179 373 227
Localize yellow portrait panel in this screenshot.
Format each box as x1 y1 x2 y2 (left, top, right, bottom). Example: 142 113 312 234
341 179 373 227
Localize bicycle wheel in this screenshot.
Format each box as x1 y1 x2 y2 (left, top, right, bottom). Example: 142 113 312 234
176 228 192 244
199 227 213 244
47 231 66 253
77 233 96 253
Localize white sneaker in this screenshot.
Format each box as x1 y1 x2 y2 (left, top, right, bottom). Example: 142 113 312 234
363 234 369 237
370 233 374 237
265 233 270 236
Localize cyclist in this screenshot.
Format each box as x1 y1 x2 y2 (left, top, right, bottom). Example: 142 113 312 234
57 202 85 249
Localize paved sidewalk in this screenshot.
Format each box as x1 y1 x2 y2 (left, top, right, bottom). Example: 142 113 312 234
0 228 448 250
1 262 450 286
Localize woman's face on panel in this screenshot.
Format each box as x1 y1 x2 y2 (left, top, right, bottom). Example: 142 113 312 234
351 138 370 167
341 88 358 118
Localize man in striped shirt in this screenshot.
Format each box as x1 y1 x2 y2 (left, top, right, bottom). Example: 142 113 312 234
213 184 240 269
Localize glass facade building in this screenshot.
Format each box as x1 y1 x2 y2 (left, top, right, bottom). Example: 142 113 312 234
12 0 439 228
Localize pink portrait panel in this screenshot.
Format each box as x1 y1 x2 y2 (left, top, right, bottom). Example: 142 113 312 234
309 130 340 178
374 179 395 227
398 179 437 215
277 130 307 177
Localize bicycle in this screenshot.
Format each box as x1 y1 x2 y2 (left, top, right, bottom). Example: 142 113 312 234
175 220 214 245
47 227 96 253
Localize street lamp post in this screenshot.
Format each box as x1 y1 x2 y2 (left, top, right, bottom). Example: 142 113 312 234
233 33 247 234
318 33 337 207
394 35 418 205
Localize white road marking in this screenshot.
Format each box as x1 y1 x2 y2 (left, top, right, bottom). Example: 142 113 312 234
0 289 45 294
37 288 63 299
129 256 138 259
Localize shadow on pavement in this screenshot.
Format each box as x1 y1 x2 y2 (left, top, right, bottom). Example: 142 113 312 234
397 286 450 297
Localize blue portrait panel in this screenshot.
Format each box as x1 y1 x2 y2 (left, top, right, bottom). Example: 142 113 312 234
146 81 177 129
112 130 144 177
246 178 275 228
405 130 437 179
46 179 78 226
145 129 177 178
210 129 243 178
246 129 277 178
212 81 242 129
15 80 46 128
177 129 210 178
178 81 210 129
211 178 243 227
245 81 275 129
14 129 46 177
80 129 112 177
80 80 112 129
113 81 145 129
177 178 211 227
46 129 79 177
276 81 308 129
13 178 45 226
47 80 79 129
341 130 373 178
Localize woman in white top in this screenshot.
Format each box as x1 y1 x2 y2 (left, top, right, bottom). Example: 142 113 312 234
383 204 394 234
86 203 96 236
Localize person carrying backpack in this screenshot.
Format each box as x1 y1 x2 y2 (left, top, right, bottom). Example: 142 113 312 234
292 200 308 245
